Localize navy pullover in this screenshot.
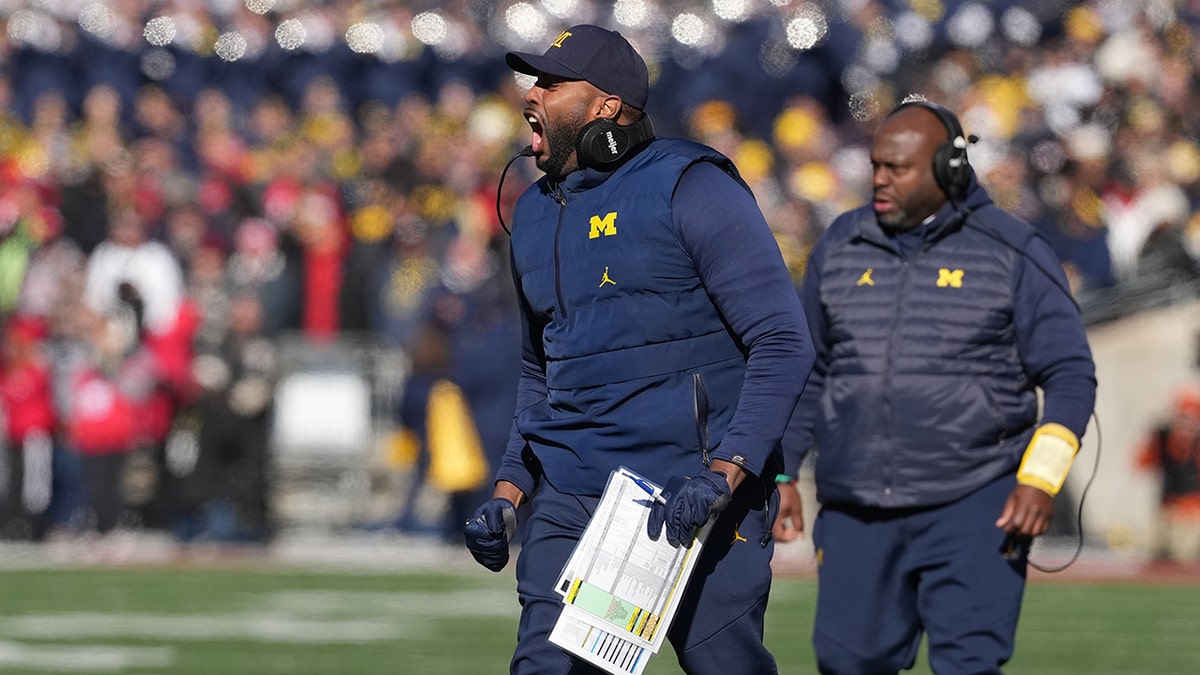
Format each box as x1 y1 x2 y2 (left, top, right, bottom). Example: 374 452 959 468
786 177 1096 509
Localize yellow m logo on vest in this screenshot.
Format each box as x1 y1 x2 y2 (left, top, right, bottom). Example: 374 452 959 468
937 268 964 288
550 31 572 48
589 212 618 239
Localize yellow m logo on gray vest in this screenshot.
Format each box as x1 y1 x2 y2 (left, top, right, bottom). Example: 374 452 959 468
937 268 964 288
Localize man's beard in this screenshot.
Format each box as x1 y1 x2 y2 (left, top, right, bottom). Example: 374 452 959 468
876 208 918 231
537 109 589 180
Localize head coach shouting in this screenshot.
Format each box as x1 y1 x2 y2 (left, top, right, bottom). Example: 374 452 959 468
463 24 815 674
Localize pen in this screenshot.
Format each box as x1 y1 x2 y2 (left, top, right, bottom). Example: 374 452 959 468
630 475 668 505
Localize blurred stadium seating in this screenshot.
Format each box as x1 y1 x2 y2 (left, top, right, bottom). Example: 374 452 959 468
0 1 1198 554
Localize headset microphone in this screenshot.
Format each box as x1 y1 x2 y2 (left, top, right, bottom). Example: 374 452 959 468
496 145 534 236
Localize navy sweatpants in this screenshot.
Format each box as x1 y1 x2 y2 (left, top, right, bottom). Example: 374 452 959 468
510 479 778 675
812 474 1030 675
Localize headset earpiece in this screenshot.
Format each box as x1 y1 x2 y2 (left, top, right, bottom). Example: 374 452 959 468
892 100 972 203
577 113 655 169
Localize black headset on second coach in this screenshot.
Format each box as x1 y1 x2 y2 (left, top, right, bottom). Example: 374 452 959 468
891 99 976 204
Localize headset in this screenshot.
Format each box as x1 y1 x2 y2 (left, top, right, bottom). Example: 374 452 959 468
576 113 655 169
890 99 976 204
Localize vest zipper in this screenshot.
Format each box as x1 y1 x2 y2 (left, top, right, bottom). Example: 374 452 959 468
552 189 568 319
882 259 912 498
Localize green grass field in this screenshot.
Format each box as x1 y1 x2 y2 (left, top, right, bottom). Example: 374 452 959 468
0 559 1198 674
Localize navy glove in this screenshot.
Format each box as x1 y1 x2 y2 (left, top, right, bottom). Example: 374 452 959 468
647 471 732 547
464 497 517 572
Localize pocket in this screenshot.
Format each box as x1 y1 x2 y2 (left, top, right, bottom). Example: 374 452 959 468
811 508 825 560
692 372 711 465
762 484 781 547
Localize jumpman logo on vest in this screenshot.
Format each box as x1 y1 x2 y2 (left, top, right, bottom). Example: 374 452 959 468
856 268 875 286
732 528 748 545
599 266 617 287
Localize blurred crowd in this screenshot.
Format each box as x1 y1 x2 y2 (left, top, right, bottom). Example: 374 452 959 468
2 0 1200 546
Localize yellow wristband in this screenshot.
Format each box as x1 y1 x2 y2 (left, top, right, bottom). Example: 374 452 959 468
1016 423 1079 496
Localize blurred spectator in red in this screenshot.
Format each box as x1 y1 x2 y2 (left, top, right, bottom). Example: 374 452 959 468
1137 381 1200 563
291 187 347 340
82 207 201 530
259 137 348 339
14 226 89 535
139 294 203 530
63 305 158 534
0 314 56 540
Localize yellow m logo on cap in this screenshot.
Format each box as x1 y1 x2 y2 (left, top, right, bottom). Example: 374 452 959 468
937 268 964 288
589 212 618 239
551 31 572 48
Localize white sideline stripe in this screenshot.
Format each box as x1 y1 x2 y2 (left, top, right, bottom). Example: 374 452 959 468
2 613 402 642
263 589 517 617
0 587 518 644
0 641 174 671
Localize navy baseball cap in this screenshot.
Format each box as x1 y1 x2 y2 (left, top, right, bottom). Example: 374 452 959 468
506 25 649 110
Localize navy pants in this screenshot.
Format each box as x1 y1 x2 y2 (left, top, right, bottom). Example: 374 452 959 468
511 480 778 675
813 474 1029 675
